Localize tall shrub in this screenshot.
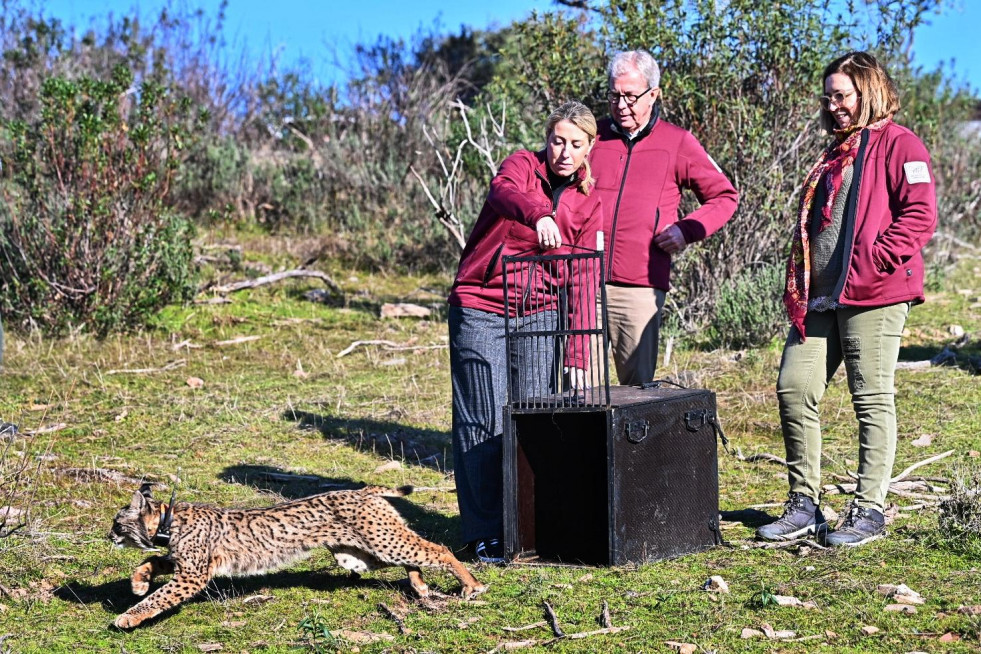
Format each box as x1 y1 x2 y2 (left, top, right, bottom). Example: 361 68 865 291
0 64 198 336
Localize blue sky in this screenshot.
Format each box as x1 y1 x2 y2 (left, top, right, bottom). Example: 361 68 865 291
39 0 981 93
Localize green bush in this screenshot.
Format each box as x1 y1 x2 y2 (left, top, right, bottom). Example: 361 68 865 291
0 64 198 337
705 261 786 350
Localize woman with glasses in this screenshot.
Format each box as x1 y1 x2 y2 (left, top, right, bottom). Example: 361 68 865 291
447 101 603 563
757 51 937 547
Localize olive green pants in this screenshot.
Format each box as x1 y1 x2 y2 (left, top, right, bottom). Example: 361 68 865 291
776 302 910 511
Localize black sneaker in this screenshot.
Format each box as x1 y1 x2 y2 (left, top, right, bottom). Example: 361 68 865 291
756 493 826 541
474 538 505 564
821 503 885 547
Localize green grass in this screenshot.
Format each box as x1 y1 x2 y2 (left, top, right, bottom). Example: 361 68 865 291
1 243 979 653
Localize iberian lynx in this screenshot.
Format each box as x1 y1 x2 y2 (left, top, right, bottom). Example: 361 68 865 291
108 484 485 628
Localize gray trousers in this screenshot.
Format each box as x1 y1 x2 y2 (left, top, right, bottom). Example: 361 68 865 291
777 302 910 510
449 305 556 543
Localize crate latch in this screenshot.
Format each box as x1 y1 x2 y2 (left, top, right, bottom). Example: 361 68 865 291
625 420 649 443
685 409 710 431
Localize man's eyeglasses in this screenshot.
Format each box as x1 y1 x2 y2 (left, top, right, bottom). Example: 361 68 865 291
818 89 859 109
607 87 652 106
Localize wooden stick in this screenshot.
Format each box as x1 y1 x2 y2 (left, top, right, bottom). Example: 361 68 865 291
105 359 186 375
337 340 400 357
735 450 789 467
377 603 409 635
543 601 565 638
208 269 342 296
891 450 955 482
503 622 547 633
753 538 827 550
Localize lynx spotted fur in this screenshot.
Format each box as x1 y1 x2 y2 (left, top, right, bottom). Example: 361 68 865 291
108 484 485 628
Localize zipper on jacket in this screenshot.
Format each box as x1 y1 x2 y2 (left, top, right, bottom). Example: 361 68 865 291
831 129 869 302
606 138 637 278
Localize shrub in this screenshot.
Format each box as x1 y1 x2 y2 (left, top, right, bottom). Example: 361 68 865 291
0 64 198 337
704 261 786 350
937 463 981 557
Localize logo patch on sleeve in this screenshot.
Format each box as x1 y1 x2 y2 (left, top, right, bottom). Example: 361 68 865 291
903 161 930 185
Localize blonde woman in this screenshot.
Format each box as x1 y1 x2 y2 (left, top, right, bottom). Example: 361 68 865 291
448 101 602 562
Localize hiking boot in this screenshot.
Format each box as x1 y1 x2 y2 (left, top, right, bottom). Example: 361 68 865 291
821 503 885 547
756 493 826 541
474 538 505 564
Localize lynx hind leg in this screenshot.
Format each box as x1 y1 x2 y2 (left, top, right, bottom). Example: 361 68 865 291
113 573 208 630
365 502 486 598
130 555 175 596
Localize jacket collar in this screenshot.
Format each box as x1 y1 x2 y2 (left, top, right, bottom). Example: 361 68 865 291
611 100 662 142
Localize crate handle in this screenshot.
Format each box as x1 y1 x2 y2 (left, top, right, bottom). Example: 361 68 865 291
685 409 709 431
625 420 649 443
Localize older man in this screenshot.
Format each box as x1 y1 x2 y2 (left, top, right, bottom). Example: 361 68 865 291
590 50 738 384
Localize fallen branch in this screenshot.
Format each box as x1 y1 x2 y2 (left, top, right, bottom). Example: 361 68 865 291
486 640 537 653
549 626 630 642
735 449 788 467
52 467 147 485
753 538 827 550
377 603 409 636
214 335 263 347
503 622 547 633
337 340 400 357
207 269 343 297
543 601 565 638
892 450 955 483
105 359 186 375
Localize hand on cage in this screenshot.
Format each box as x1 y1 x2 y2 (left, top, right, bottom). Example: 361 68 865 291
568 367 589 391
536 214 562 250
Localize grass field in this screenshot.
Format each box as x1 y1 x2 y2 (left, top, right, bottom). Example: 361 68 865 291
1 237 979 653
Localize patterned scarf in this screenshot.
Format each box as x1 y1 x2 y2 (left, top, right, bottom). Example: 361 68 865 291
784 118 891 338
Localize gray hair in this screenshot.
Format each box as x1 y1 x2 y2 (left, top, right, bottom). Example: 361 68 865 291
608 50 660 88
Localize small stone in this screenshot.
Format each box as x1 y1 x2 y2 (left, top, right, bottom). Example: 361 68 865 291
948 324 965 337
741 628 764 639
861 626 880 636
885 604 916 613
703 575 729 593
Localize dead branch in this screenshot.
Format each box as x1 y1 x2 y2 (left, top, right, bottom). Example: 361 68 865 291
408 164 467 250
892 450 955 482
503 622 547 633
214 335 263 347
753 538 827 550
550 626 630 642
52 467 147 485
337 340 400 357
735 449 788 467
542 601 565 637
207 269 343 297
105 359 186 375
377 603 410 635
486 640 537 653
599 600 612 629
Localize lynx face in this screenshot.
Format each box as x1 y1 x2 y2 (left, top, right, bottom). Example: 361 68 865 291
108 485 161 550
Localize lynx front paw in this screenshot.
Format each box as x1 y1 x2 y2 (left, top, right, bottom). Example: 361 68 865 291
113 611 144 630
131 579 150 596
463 583 488 599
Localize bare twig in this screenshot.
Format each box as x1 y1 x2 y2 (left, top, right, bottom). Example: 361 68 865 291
753 538 827 550
337 340 400 357
734 449 788 467
892 450 955 482
542 601 565 638
105 359 186 375
503 622 547 633
377 603 409 635
599 600 612 629
214 335 263 346
208 269 343 297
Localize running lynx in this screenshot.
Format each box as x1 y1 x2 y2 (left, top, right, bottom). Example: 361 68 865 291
108 484 485 628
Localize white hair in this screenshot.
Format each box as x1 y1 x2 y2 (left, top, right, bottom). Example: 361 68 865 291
608 50 660 88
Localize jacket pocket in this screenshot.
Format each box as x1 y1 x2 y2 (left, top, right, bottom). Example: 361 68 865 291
481 244 505 287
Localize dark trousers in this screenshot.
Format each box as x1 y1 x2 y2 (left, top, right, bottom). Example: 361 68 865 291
449 305 556 543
